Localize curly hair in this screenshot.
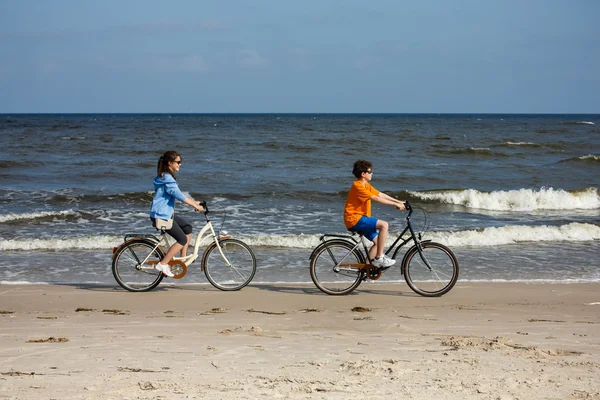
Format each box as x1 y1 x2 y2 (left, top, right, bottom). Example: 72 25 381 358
352 160 372 178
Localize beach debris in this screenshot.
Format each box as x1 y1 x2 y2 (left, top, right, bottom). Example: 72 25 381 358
219 329 235 335
1 371 39 376
351 306 372 312
138 381 159 390
27 337 69 343
200 307 227 315
102 309 129 315
0 310 14 315
247 309 286 315
527 318 566 323
353 316 373 321
300 308 321 313
398 314 437 321
250 326 264 335
585 302 600 305
37 316 58 320
75 307 95 312
211 361 220 369
118 366 160 373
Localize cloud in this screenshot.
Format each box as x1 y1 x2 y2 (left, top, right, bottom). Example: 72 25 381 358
239 50 269 68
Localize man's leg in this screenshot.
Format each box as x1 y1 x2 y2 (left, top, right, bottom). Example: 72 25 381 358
375 219 389 258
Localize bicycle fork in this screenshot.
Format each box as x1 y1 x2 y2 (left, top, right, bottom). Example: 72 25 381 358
408 226 433 271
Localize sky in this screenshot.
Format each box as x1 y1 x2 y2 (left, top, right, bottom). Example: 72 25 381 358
0 0 598 113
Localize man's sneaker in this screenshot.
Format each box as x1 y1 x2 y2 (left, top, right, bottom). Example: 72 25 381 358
371 255 396 268
155 262 175 278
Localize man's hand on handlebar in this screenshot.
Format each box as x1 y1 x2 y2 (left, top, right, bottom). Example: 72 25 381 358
395 201 407 211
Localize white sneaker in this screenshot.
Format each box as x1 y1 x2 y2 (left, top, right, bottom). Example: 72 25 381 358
155 262 175 278
372 255 396 268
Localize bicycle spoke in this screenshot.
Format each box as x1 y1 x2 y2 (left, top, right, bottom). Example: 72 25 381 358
403 242 459 297
203 239 256 291
310 240 364 295
112 239 164 292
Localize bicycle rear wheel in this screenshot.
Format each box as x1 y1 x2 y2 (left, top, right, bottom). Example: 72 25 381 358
310 240 365 295
112 238 165 292
402 242 459 297
203 239 257 291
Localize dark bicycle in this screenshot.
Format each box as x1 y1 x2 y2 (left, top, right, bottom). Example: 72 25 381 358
309 201 459 296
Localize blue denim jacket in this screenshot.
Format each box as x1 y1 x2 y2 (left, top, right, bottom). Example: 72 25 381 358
149 173 187 220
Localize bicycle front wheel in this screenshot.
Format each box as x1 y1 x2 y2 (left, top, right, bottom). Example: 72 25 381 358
112 238 165 292
402 242 459 297
310 240 365 295
202 239 257 291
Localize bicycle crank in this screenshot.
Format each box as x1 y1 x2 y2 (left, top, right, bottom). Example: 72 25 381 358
365 265 383 280
148 260 187 279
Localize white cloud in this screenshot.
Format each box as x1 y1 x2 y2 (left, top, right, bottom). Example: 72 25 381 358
240 50 269 68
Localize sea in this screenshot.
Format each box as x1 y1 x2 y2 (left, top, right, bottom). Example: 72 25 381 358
0 114 598 286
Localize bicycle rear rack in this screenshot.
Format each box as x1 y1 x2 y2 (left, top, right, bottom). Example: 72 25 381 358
319 233 359 242
123 233 162 242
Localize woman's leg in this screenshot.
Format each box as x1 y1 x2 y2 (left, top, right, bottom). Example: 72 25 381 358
162 219 188 264
173 215 193 257
162 242 184 264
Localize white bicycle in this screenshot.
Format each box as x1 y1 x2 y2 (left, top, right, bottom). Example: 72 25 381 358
111 201 257 292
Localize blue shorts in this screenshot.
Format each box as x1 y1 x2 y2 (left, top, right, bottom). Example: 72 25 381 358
349 216 379 241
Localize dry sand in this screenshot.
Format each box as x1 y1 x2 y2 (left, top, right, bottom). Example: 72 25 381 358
1 282 599 399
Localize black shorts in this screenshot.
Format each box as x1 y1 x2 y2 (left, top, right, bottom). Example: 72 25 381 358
151 215 192 245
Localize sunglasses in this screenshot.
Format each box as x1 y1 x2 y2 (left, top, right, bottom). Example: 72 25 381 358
364 170 373 174
174 160 182 165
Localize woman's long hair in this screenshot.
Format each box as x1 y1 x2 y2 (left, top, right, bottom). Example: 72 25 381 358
157 151 181 178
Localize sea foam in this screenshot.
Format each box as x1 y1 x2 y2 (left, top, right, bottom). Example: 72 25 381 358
0 210 77 223
3 223 597 251
409 187 599 211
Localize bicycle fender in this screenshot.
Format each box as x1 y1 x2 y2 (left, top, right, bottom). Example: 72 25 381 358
111 237 160 260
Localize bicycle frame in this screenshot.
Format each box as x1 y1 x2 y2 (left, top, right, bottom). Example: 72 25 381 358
314 202 432 271
133 203 233 272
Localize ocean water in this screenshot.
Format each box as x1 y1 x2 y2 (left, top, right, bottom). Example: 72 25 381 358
0 113 598 285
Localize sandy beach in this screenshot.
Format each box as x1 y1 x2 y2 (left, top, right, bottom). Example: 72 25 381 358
1 282 599 399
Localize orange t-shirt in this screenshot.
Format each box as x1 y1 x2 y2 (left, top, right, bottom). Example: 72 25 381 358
343 180 380 229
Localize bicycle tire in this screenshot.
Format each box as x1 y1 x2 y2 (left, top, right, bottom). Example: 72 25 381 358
202 239 257 291
112 238 165 292
401 242 459 297
310 239 365 295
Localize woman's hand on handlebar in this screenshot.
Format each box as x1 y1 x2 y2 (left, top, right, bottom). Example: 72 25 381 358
185 197 204 212
193 201 204 212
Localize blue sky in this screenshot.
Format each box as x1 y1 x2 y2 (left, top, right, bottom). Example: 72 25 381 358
1 0 598 113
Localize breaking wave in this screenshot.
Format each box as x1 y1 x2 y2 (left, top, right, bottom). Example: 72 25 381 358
408 187 599 211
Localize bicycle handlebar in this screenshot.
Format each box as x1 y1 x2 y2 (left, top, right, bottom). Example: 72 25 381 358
200 201 209 214
404 201 413 218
